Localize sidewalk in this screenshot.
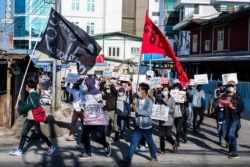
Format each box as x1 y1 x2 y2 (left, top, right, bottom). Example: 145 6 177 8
0 116 250 167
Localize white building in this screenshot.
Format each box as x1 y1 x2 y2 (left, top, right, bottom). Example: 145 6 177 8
61 0 122 35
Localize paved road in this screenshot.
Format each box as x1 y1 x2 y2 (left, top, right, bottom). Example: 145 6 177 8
0 116 250 167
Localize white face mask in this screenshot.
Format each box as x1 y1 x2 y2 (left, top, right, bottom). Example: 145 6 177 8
227 87 234 92
161 91 168 96
137 92 142 98
106 89 111 93
118 92 123 96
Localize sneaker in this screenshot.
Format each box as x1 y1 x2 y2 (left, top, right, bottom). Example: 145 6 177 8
79 153 92 160
65 135 75 141
105 143 112 157
75 143 84 149
9 149 22 156
47 145 56 155
120 159 131 165
229 154 239 159
139 145 146 151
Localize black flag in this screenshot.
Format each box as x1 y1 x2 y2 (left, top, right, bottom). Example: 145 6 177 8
36 8 102 75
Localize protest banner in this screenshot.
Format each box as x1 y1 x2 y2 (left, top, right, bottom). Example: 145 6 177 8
194 74 208 84
132 75 147 92
222 73 238 85
83 102 109 125
146 70 155 77
170 89 186 103
151 104 169 121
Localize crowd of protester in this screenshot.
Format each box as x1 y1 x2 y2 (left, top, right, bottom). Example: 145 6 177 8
10 72 244 164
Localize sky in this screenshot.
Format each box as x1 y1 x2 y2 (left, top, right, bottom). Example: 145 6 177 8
0 0 6 31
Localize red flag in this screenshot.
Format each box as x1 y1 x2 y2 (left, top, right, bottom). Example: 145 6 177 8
141 12 189 87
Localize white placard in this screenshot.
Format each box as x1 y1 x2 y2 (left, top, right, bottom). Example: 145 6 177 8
82 102 109 125
119 75 130 81
103 67 113 77
65 73 80 83
112 72 120 78
194 74 208 84
151 104 169 121
189 79 195 85
222 73 238 85
146 70 155 77
150 77 161 88
170 89 186 103
132 75 147 93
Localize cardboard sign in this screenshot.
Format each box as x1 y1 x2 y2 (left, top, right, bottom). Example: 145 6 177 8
194 74 208 84
170 89 186 103
112 72 120 78
150 77 161 88
222 73 238 85
160 77 170 84
83 102 109 125
151 104 169 121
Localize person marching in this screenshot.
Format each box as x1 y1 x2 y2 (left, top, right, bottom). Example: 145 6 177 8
9 79 56 156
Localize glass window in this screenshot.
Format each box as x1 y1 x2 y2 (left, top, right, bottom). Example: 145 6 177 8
205 40 210 51
131 47 140 54
86 22 94 34
192 34 198 52
108 47 120 57
72 0 80 11
87 0 95 12
14 40 29 49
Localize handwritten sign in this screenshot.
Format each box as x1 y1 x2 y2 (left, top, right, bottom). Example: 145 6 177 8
194 74 208 84
150 77 161 88
170 89 186 103
160 77 170 84
82 102 109 125
103 67 113 77
65 73 80 83
119 75 130 81
222 73 238 85
146 70 155 77
152 104 169 121
132 75 147 92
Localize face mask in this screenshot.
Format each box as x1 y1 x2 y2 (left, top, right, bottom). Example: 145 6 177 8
106 89 111 93
161 91 168 96
137 92 142 98
227 87 234 92
118 92 123 96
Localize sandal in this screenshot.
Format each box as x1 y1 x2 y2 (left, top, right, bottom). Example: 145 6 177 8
157 152 165 156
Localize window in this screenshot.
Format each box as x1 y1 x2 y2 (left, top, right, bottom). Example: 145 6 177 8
108 47 120 57
152 12 160 16
192 34 198 52
72 0 79 11
87 0 95 12
86 22 94 34
131 47 140 54
217 27 224 51
205 40 210 51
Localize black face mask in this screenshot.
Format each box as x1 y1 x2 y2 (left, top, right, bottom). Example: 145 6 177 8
197 87 201 92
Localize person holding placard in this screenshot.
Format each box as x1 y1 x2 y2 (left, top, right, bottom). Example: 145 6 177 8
156 85 177 155
120 83 157 165
219 81 244 159
192 84 206 133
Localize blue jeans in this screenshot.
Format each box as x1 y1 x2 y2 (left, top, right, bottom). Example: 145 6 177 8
217 111 224 142
118 116 127 133
126 126 157 163
223 120 238 155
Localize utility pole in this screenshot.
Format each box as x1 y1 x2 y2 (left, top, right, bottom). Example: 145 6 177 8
159 0 165 33
55 0 62 110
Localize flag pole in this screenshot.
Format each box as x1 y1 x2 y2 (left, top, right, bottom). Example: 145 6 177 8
15 21 47 106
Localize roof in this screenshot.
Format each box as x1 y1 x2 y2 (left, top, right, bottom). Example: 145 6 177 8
91 31 142 41
143 51 250 63
201 6 250 26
